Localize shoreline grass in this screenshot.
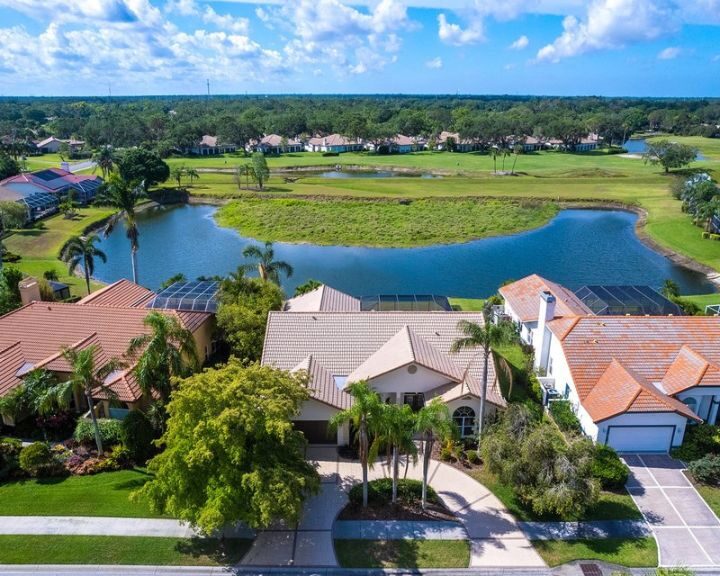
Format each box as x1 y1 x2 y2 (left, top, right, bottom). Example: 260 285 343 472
0 535 251 566
334 539 470 568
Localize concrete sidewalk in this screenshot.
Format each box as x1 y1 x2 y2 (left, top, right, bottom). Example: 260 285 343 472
0 516 254 539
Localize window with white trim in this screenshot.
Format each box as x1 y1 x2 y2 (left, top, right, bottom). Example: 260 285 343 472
453 406 476 437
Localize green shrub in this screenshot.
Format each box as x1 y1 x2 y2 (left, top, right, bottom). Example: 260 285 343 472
592 444 629 489
465 449 481 464
96 445 133 472
348 478 438 506
672 424 720 462
549 400 582 434
19 442 62 477
688 455 720 485
120 410 156 463
0 437 22 480
73 418 123 447
439 447 454 461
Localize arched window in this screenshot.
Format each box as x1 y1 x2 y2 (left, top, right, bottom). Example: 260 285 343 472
453 406 476 437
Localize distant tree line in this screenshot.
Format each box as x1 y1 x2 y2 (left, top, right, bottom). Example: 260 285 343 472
0 95 718 157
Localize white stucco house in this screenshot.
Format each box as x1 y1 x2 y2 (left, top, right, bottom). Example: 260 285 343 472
500 275 720 452
262 285 505 445
305 134 365 153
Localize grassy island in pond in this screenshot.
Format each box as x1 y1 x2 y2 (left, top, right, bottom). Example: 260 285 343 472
215 197 559 247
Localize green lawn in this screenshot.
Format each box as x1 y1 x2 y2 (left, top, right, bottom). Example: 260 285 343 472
532 537 657 568
3 206 115 296
0 469 162 517
448 297 485 311
469 467 643 522
334 539 470 569
684 293 720 312
215 197 559 247
0 535 251 566
694 483 720 518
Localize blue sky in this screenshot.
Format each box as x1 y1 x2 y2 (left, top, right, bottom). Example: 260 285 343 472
0 0 718 97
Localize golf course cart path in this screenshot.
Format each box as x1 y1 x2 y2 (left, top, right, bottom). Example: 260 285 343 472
624 453 720 568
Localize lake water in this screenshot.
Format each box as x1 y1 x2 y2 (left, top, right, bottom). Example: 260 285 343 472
623 138 706 160
92 204 715 297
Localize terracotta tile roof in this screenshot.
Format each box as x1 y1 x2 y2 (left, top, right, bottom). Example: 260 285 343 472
348 325 466 383
0 301 211 402
308 134 359 147
499 274 592 322
292 355 352 410
77 279 154 308
0 342 25 397
583 359 699 422
262 311 505 408
549 316 720 422
284 285 361 312
260 134 301 147
661 346 720 395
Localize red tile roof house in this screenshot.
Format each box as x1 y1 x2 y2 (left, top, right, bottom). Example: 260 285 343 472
305 134 365 153
500 275 720 452
0 280 213 427
262 285 505 445
252 134 304 155
366 134 424 154
182 135 237 156
436 131 477 153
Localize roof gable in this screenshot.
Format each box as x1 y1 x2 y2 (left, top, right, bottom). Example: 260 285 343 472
661 345 720 395
292 355 352 410
284 285 361 312
499 274 592 323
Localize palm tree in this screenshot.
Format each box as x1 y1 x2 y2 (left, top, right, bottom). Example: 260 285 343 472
329 381 383 508
59 345 121 453
171 166 185 189
127 311 199 402
490 146 499 173
186 168 199 187
511 144 523 175
239 241 293 284
59 235 107 295
92 146 115 178
415 400 453 510
371 403 417 504
501 146 511 172
450 313 516 439
96 173 146 284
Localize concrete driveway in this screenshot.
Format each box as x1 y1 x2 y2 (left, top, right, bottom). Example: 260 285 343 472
624 453 720 568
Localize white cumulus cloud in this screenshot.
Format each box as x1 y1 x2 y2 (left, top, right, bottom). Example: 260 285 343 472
425 56 443 68
658 46 681 59
509 35 529 50
437 13 483 45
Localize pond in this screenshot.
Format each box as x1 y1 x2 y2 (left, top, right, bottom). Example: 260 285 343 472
623 138 706 160
92 204 716 298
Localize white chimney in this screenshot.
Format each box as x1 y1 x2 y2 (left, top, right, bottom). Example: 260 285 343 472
534 291 556 372
18 277 41 305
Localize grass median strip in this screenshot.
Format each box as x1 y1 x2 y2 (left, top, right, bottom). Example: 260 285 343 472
0 535 251 565
532 537 658 567
334 539 470 569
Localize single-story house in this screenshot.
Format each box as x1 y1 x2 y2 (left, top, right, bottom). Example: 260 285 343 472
253 134 303 154
367 135 423 154
436 131 476 153
0 279 214 426
183 135 237 156
305 134 364 153
0 169 103 222
263 285 505 445
35 137 85 155
500 275 720 452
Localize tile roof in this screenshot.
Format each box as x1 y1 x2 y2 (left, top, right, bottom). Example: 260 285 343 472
283 285 361 312
0 301 211 402
308 134 359 147
77 279 155 308
260 134 301 146
499 274 592 322
262 311 505 408
348 325 465 383
291 355 352 410
548 316 720 422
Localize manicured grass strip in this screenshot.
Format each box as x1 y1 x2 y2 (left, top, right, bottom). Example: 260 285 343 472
448 297 485 311
532 537 657 568
0 469 162 518
334 539 470 569
694 484 720 518
216 197 559 248
684 293 720 312
0 535 251 566
469 468 643 521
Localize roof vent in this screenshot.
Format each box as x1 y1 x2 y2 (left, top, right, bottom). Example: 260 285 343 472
407 364 417 374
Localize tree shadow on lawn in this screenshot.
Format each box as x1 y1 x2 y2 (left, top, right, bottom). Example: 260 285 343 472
175 537 252 565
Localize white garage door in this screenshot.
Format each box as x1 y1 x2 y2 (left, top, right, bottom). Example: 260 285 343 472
606 426 674 453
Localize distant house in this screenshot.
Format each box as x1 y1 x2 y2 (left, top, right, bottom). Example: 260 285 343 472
305 134 364 153
367 134 424 154
0 169 102 222
35 137 85 155
183 135 237 156
254 134 303 155
437 131 476 153
521 136 545 152
575 133 600 152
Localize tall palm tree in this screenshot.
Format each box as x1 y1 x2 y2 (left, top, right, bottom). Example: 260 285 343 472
450 313 516 439
371 403 417 504
171 166 185 189
92 146 115 178
329 381 383 508
239 241 293 284
490 146 499 173
186 168 199 187
96 173 146 284
59 235 107 295
415 400 453 510
58 345 121 453
127 311 199 402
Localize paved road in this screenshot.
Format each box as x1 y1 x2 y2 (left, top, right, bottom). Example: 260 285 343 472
624 453 720 568
241 446 545 569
